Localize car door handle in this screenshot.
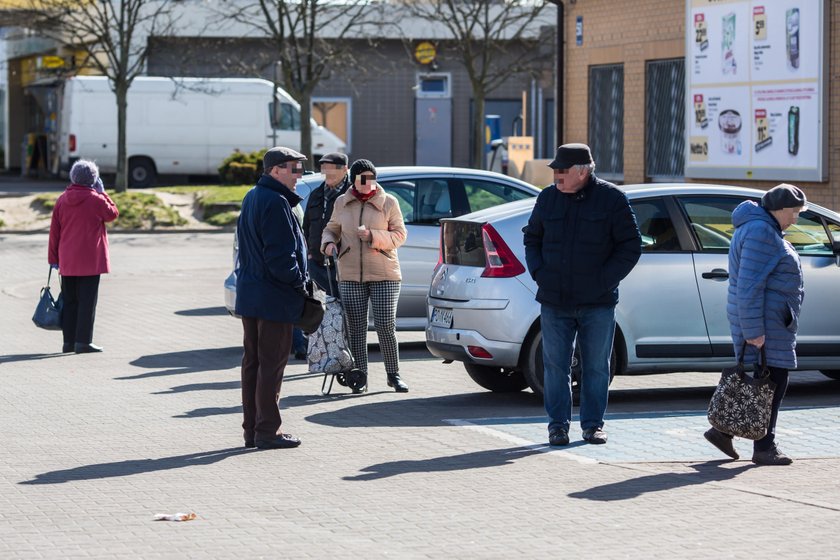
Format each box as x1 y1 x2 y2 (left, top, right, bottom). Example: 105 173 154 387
702 269 729 279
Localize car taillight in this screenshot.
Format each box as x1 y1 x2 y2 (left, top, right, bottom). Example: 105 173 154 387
69 134 76 152
481 223 525 278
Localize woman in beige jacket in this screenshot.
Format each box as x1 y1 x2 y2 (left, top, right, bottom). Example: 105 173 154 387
322 159 408 393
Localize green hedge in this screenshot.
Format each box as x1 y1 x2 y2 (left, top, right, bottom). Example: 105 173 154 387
218 149 266 185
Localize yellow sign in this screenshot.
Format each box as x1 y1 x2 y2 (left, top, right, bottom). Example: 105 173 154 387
40 56 66 69
414 42 436 65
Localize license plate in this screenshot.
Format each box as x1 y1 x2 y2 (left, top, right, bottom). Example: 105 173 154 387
430 307 453 328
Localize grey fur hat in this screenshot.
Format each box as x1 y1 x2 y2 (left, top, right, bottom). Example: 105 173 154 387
69 160 99 187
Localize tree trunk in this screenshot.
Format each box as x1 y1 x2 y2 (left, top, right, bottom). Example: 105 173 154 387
472 91 486 169
299 90 313 164
115 80 128 192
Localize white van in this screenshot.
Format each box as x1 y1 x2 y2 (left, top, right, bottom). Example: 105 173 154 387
58 76 345 187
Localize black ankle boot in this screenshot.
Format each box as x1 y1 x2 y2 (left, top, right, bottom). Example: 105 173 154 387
387 374 409 393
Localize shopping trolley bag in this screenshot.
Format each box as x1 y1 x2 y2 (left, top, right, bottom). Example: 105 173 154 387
307 256 366 394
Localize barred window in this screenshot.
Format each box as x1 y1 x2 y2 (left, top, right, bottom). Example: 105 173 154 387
646 59 685 181
588 64 624 182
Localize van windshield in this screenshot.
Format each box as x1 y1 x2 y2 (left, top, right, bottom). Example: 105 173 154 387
269 101 301 131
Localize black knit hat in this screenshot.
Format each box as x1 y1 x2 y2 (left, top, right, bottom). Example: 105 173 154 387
349 159 377 183
761 184 807 211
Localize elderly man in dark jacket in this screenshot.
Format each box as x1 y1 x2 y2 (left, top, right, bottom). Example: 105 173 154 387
235 146 308 450
302 152 350 296
523 143 641 447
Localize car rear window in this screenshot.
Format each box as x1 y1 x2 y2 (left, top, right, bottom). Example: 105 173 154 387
442 221 485 267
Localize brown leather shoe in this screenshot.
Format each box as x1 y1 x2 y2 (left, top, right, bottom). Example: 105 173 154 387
704 427 739 460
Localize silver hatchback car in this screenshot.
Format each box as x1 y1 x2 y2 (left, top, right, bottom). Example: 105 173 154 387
224 166 540 328
426 183 840 394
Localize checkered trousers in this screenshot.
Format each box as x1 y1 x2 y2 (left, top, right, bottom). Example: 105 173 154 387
338 280 401 377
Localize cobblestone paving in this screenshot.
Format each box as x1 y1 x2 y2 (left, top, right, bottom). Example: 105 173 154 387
2 233 840 559
449 407 840 463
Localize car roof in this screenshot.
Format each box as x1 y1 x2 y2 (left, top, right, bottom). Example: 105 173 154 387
450 183 840 223
295 166 540 199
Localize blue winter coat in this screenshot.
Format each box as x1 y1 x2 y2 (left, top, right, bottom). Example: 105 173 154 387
523 174 641 309
727 200 804 368
235 174 308 323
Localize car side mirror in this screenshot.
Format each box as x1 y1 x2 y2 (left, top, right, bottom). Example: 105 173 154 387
833 240 840 267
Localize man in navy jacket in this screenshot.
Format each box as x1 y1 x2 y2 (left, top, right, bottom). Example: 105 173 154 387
523 143 641 447
235 146 308 450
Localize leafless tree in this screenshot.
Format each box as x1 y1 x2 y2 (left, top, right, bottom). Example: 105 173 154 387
17 0 178 191
403 0 550 168
216 0 383 161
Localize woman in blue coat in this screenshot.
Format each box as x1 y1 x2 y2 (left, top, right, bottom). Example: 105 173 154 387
705 184 806 466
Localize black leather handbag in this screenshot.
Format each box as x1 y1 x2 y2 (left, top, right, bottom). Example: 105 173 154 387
33 268 63 331
707 343 777 440
295 280 325 335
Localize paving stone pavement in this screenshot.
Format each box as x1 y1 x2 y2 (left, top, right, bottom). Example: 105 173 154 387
2 232 840 559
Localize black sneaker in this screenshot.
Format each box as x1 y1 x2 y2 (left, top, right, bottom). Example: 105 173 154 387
548 428 570 446
752 446 793 466
704 427 739 460
582 427 608 445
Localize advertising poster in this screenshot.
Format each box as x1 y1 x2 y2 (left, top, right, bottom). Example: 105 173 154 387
685 0 826 181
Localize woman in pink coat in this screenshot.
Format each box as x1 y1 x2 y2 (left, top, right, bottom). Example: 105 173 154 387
48 160 119 353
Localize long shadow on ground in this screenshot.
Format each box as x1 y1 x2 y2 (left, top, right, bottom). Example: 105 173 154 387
19 447 252 485
568 461 755 501
118 347 242 380
344 445 544 481
302 391 543 428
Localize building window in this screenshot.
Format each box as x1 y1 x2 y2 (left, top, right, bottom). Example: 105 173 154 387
312 97 352 153
646 59 685 181
588 63 624 182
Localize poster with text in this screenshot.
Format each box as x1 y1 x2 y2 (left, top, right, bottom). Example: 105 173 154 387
685 0 826 181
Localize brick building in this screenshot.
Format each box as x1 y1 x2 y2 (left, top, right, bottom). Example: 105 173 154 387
560 0 838 210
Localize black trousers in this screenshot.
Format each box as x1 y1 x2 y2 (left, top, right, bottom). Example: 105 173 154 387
241 317 292 443
755 366 790 452
60 275 101 346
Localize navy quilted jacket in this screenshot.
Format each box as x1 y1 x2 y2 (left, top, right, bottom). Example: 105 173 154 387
727 200 804 368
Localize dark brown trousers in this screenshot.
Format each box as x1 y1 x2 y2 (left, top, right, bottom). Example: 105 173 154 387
241 317 293 443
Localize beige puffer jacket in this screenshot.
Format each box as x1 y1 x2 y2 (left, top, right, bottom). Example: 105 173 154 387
321 187 407 282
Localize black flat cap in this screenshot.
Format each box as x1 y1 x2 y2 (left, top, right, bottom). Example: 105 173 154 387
548 143 594 170
263 146 307 170
318 152 348 167
761 183 807 211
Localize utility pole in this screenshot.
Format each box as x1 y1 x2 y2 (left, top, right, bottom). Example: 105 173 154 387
546 0 564 148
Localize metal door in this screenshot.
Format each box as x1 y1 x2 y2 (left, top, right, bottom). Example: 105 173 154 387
415 98 452 166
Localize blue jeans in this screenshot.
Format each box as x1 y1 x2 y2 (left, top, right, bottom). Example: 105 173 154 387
541 304 616 433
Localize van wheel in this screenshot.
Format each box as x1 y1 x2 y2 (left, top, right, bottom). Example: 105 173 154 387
820 370 840 381
129 157 157 188
523 329 616 399
464 364 528 393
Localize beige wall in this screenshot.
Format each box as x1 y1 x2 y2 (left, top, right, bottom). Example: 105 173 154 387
562 0 838 211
